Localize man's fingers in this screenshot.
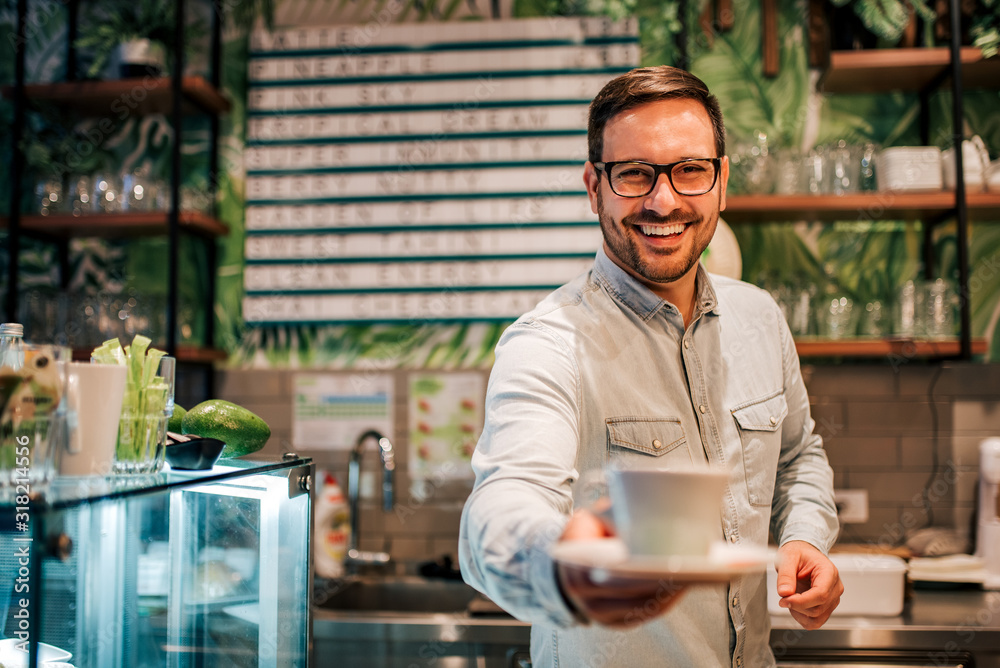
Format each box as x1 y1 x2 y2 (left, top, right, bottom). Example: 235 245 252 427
561 509 614 541
780 572 844 610
773 558 801 597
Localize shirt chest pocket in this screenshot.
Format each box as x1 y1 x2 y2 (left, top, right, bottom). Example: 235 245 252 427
605 417 692 467
731 393 787 507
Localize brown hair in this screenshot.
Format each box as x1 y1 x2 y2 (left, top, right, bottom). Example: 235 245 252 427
587 66 726 163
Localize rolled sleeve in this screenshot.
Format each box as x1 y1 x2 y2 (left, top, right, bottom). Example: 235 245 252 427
458 321 585 626
770 314 840 554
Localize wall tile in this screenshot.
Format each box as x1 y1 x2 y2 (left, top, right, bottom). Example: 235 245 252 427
845 401 952 435
803 365 898 398
430 538 461 558
895 366 943 398
830 467 850 488
357 535 388 553
824 436 897 469
383 504 464 536
216 369 288 400
809 400 846 441
388 536 432 561
836 505 917 547
851 471 941 504
899 436 941 469
937 364 1000 398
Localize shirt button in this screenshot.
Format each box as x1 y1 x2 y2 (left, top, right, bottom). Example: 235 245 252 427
729 534 738 543
736 658 742 667
731 596 739 607
683 339 691 349
769 416 777 426
699 404 707 414
652 439 663 450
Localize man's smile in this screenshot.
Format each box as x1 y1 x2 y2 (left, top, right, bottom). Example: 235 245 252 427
638 222 688 238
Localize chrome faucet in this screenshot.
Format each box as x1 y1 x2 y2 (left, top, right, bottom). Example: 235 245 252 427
346 429 395 569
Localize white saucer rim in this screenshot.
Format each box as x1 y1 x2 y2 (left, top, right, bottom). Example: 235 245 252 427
550 538 774 580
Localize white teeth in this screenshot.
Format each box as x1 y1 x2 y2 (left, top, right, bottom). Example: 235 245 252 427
640 223 685 236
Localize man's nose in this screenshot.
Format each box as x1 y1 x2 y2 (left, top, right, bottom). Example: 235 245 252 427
644 173 681 214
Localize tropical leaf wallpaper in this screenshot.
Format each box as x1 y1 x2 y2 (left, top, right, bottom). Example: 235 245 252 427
2 0 999 364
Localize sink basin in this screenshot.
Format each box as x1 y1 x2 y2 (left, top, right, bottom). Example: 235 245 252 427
315 576 480 614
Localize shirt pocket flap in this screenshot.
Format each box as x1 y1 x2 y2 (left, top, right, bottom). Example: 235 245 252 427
732 393 788 432
606 418 687 456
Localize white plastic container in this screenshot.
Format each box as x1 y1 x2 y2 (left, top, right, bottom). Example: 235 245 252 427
877 146 943 192
314 472 350 579
767 552 907 617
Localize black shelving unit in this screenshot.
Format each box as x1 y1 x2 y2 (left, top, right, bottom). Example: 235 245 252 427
727 0 998 360
4 0 229 395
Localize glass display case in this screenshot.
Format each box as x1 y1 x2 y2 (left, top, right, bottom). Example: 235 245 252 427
0 456 313 667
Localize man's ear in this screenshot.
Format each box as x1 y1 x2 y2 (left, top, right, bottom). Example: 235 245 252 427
718 155 729 212
584 162 601 215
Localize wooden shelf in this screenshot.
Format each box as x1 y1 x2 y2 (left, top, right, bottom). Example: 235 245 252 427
1 212 229 239
2 75 231 116
794 337 988 358
821 47 1000 93
71 346 227 363
724 192 1000 223
174 346 229 363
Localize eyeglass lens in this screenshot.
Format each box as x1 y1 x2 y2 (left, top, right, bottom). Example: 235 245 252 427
608 160 717 197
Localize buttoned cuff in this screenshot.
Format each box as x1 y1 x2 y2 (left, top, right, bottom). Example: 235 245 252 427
525 521 585 628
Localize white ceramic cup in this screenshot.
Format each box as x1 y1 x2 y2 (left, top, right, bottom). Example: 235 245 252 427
60 362 127 476
605 466 729 557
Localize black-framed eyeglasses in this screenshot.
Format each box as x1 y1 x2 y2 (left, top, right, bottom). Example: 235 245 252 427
594 158 721 198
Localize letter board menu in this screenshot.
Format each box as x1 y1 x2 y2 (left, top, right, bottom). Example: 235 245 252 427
244 17 638 324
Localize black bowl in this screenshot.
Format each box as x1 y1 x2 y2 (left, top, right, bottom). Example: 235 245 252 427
165 434 226 470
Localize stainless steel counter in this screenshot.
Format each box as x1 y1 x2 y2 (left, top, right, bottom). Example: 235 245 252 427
311 587 1000 667
770 589 1000 666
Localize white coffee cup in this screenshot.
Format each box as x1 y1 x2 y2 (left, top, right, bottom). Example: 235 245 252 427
60 362 127 476
605 466 728 557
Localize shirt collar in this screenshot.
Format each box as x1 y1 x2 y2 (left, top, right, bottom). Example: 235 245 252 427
593 246 721 320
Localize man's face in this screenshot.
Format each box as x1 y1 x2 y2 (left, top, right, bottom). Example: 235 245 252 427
583 98 729 288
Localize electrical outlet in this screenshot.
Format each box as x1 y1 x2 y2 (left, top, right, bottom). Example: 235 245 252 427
834 489 869 524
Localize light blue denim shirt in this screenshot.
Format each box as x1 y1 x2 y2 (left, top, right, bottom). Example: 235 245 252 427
459 247 839 668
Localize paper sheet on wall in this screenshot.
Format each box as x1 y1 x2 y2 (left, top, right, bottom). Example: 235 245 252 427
293 373 392 449
408 372 483 481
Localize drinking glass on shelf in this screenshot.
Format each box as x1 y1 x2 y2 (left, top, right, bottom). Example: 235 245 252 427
894 280 921 336
69 175 93 215
923 278 958 338
93 173 122 213
859 143 878 191
37 178 63 216
826 140 861 195
789 285 817 336
804 146 827 194
775 149 803 194
825 296 855 339
122 168 155 212
860 300 886 337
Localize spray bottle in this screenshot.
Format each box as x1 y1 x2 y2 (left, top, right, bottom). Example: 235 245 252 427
314 471 350 579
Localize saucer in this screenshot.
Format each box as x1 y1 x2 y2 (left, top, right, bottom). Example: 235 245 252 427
550 539 774 583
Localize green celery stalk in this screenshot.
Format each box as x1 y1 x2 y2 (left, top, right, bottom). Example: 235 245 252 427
94 335 168 465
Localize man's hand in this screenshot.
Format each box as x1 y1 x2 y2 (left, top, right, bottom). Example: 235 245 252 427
555 509 687 629
774 540 843 629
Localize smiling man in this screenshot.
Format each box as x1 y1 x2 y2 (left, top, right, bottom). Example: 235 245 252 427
459 66 842 667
